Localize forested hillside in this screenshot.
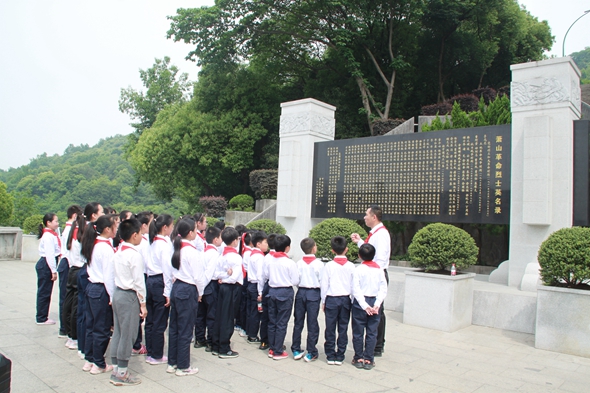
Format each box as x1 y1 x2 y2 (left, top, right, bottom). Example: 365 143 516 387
0 135 187 226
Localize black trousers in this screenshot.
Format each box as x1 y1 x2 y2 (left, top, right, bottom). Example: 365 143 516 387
259 282 270 342
375 269 389 353
324 295 351 361
246 282 261 339
63 266 80 339
195 281 218 344
84 282 111 368
77 265 88 352
291 287 320 356
57 258 69 334
268 287 294 354
146 274 170 359
212 283 240 353
35 257 55 323
352 296 380 362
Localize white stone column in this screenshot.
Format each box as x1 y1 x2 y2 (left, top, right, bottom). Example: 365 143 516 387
276 98 336 261
506 57 581 289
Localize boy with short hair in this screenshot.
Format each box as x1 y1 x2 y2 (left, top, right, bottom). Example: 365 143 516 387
257 233 277 350
351 243 387 370
265 235 299 360
246 231 268 343
211 227 243 359
291 238 323 362
110 218 147 386
194 226 222 350
320 236 354 365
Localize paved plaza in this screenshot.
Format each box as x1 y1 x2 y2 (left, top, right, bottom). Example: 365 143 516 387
1 259 590 393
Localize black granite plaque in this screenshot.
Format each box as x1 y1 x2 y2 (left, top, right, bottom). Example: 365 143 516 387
573 120 590 226
311 124 511 224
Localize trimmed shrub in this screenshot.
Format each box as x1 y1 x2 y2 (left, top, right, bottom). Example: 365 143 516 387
249 169 278 200
206 216 219 228
247 219 286 235
472 87 497 105
199 196 227 218
421 102 452 116
449 101 473 129
23 214 43 235
309 218 368 262
229 194 254 212
497 85 510 98
408 223 478 272
537 227 590 288
484 94 511 125
449 93 480 113
371 118 406 136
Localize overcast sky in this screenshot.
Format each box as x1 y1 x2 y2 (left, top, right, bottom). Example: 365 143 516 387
0 0 589 171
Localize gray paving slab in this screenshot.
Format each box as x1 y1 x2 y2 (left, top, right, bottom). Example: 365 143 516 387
2 259 590 393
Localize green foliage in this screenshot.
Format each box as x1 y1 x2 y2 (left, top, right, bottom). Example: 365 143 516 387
10 191 38 228
571 47 590 84
199 196 227 218
450 101 473 129
249 170 278 200
228 194 254 212
206 216 219 227
247 219 286 235
537 227 590 288
423 95 510 131
408 223 478 271
308 218 367 262
0 181 14 226
22 214 43 235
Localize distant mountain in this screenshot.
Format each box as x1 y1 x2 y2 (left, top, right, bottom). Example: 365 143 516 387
0 135 187 222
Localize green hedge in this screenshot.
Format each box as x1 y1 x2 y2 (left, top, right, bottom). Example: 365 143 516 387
538 227 590 288
206 216 220 228
247 219 286 235
309 218 367 261
228 194 254 212
249 169 277 199
408 223 478 272
199 196 227 218
23 214 44 235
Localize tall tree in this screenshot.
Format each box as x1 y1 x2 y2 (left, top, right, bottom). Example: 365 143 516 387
0 181 13 226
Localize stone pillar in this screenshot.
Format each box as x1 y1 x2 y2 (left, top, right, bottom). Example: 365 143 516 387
507 57 581 289
276 98 336 260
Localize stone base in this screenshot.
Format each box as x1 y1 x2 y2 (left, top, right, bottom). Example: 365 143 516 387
21 234 39 262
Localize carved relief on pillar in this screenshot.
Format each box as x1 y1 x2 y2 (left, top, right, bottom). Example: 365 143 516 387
279 113 335 138
511 77 580 110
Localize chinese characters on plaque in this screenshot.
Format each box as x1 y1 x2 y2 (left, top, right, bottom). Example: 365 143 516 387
311 125 511 224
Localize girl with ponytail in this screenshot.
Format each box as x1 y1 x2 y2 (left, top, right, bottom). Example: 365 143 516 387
35 213 60 325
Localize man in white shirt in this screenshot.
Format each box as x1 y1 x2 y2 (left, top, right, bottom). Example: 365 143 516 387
351 205 391 357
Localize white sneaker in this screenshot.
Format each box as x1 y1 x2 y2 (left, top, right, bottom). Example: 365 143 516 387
78 351 85 360
175 367 199 376
90 364 113 375
66 340 78 350
65 338 72 348
82 362 93 372
238 329 247 338
166 365 177 374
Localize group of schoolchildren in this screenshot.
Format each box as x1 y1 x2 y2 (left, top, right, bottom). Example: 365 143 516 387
35 202 387 387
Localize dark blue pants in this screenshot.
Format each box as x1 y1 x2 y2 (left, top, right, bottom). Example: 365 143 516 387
212 283 240 354
268 287 294 355
132 274 147 351
168 280 197 370
291 288 320 356
352 297 380 362
324 295 351 361
84 282 111 368
77 265 88 352
246 282 261 339
35 257 55 323
259 282 269 343
195 281 218 344
237 275 248 329
146 274 169 359
63 266 80 339
57 258 69 334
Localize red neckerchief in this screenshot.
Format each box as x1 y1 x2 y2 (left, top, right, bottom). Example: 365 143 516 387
362 260 380 268
142 234 148 242
205 244 217 252
273 252 289 259
223 247 245 276
197 232 205 241
268 250 276 257
65 223 72 227
121 245 137 252
365 225 387 243
154 235 167 242
242 245 252 257
72 227 79 241
94 238 114 251
302 256 316 265
181 242 196 250
43 228 61 249
333 256 348 266
251 249 264 257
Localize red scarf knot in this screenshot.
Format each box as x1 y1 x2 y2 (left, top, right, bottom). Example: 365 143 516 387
333 256 348 266
302 256 316 265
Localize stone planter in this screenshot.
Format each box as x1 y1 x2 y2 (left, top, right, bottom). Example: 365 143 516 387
535 285 590 357
403 271 476 332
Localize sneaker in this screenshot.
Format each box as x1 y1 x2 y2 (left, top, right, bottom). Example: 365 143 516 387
211 349 219 356
146 356 168 365
205 345 213 352
58 331 67 338
78 351 85 360
304 353 318 362
234 325 240 331
364 361 375 370
66 340 78 350
65 338 73 347
238 328 247 337
218 350 239 359
374 350 382 357
82 362 93 372
293 351 304 360
259 342 269 350
352 359 365 369
110 371 141 386
327 359 336 365
247 337 261 344
131 344 147 355
273 351 288 360
36 319 56 325
267 349 274 358
334 360 343 366
90 364 114 375
175 367 199 376
193 341 208 349
166 365 177 374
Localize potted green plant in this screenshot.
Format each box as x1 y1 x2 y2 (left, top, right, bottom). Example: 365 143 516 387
535 227 590 357
404 223 479 332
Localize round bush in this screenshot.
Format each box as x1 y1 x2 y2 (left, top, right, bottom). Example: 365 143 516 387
247 219 286 235
537 227 590 288
309 218 367 261
408 223 478 272
23 214 44 235
206 216 219 228
228 194 254 212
